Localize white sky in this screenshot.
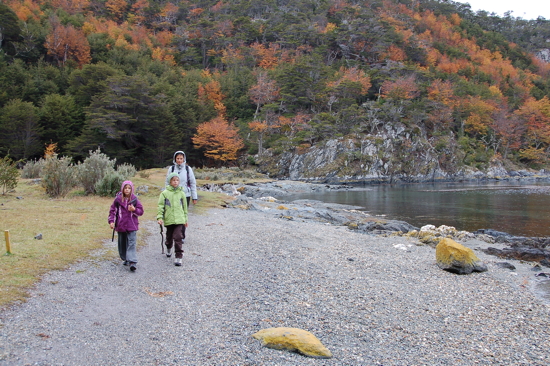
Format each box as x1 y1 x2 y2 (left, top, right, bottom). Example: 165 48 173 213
454 0 550 20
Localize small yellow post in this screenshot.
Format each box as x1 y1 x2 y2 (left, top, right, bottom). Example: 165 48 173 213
4 230 11 254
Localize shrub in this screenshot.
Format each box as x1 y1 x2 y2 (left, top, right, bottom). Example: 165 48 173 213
77 148 116 194
95 170 125 197
138 170 150 179
117 163 137 180
0 156 20 195
41 155 77 198
21 159 44 179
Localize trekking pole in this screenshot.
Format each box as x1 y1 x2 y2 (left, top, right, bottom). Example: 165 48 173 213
159 223 165 254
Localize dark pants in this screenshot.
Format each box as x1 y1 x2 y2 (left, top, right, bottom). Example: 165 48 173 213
166 224 184 259
181 196 191 241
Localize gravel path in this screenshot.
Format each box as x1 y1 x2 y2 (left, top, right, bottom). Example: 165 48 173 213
1 206 550 365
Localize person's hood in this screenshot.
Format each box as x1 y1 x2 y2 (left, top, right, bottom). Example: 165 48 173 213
173 151 186 166
167 172 180 188
120 180 134 196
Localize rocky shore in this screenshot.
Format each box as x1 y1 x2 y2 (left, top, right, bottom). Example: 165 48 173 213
2 179 550 365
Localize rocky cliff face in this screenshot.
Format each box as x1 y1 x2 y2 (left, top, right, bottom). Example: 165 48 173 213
536 48 550 63
256 130 547 184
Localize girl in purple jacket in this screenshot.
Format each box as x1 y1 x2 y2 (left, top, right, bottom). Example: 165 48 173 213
108 180 144 272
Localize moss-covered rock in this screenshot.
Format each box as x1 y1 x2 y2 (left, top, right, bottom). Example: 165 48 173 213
436 238 488 274
252 327 332 359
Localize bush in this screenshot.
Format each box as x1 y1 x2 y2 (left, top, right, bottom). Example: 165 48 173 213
117 163 137 180
0 156 20 195
21 159 44 179
41 155 77 198
138 170 150 179
95 170 125 197
77 148 116 194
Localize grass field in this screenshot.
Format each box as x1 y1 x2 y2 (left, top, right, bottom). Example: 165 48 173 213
0 168 240 310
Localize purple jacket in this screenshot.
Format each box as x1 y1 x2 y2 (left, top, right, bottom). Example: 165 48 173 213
108 181 144 232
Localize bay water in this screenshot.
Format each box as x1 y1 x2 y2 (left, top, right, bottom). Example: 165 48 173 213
286 181 550 238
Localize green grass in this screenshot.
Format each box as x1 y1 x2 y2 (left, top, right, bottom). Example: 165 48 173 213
0 168 242 309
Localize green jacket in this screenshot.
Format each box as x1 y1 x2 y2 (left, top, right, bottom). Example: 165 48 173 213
157 185 188 226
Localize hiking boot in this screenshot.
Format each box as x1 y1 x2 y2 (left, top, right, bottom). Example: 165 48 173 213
123 261 128 266
166 246 173 258
129 263 137 271
174 258 182 266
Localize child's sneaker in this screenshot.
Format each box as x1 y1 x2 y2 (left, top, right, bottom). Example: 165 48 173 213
166 246 172 258
174 258 182 266
129 263 137 271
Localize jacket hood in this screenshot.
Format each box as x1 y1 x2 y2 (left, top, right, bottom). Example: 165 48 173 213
173 151 186 165
121 180 134 195
167 172 180 186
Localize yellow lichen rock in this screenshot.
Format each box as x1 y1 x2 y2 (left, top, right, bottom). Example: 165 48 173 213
252 327 332 359
436 238 488 274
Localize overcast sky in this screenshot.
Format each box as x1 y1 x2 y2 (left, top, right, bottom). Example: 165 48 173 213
454 0 550 20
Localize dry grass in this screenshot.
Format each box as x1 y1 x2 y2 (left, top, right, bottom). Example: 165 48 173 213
0 168 236 310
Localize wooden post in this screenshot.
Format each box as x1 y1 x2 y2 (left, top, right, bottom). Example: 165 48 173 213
4 230 11 254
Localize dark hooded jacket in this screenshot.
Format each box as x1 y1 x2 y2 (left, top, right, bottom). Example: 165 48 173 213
108 180 144 232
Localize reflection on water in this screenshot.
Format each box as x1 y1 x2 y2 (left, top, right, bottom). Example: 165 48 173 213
285 181 550 237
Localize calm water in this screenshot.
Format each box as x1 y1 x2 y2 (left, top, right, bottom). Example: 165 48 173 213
286 181 550 237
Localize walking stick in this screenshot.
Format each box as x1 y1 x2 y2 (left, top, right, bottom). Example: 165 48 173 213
159 223 165 254
111 203 120 242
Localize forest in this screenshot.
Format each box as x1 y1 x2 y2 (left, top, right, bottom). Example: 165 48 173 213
1 0 550 173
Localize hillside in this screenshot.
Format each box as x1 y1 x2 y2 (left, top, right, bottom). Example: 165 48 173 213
1 0 549 179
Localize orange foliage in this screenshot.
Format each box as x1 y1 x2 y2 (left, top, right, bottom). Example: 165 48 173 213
9 0 42 21
327 66 371 97
130 0 148 25
460 96 496 136
51 0 90 15
221 44 245 66
382 45 406 62
192 116 244 163
189 8 204 17
44 142 58 158
198 78 226 117
250 42 280 69
427 79 455 107
381 76 419 100
105 0 128 22
156 30 174 47
514 97 550 148
45 21 91 67
211 1 226 13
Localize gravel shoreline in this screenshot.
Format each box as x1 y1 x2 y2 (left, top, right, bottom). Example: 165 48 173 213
1 204 550 365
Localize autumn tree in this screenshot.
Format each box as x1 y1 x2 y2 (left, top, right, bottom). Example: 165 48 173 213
380 75 419 100
44 18 91 67
249 71 280 120
326 66 371 112
192 116 244 164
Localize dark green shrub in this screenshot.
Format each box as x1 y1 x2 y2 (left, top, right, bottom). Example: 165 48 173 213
0 156 20 195
95 171 125 197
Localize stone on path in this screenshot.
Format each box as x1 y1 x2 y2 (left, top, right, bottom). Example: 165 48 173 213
252 327 332 359
436 238 488 274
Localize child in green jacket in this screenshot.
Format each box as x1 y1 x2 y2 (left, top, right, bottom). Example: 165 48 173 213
157 172 188 266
